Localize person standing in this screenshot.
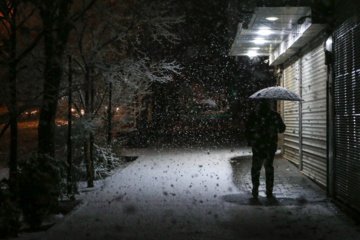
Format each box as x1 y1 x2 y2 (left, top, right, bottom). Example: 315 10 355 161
245 100 286 198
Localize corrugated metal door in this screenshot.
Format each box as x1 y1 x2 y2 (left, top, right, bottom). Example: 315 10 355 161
301 44 327 187
283 62 301 166
333 12 360 211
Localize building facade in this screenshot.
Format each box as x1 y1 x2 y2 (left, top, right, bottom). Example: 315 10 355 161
229 0 360 212
331 0 360 212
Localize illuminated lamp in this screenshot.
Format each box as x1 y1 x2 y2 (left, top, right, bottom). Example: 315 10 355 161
247 50 258 57
253 38 266 44
266 17 278 21
257 29 273 35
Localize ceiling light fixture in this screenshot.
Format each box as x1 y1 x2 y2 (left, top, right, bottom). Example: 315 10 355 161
257 29 273 35
266 17 278 21
247 50 258 57
253 38 266 44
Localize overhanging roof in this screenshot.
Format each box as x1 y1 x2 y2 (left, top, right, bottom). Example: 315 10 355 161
229 7 327 66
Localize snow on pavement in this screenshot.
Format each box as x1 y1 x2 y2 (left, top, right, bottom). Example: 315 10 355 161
13 145 360 240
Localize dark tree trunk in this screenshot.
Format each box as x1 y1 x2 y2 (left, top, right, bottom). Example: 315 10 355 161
84 137 93 187
37 1 72 158
9 64 18 192
90 66 95 185
89 132 94 184
8 5 18 192
107 81 112 145
67 56 75 197
38 56 63 157
84 65 94 187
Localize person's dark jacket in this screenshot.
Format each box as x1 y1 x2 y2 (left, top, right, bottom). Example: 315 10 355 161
246 109 286 147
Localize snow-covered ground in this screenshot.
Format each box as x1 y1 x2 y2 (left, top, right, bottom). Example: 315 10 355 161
11 144 360 240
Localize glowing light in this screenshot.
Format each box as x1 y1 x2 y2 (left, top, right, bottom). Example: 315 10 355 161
247 50 258 57
326 38 333 45
266 17 278 21
325 36 333 52
253 38 267 44
257 29 273 35
81 110 85 115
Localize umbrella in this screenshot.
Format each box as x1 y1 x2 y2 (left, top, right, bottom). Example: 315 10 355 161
199 99 216 107
249 86 304 101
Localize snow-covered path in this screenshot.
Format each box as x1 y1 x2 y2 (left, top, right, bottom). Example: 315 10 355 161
74 146 251 240
15 145 360 240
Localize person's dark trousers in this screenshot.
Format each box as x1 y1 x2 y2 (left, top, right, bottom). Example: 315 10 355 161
251 143 277 197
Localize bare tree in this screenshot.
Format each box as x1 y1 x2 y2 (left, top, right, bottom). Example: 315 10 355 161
64 0 182 187
0 0 45 191
28 0 94 158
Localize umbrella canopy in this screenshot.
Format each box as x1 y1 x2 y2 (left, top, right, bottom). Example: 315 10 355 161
249 86 304 101
199 99 216 107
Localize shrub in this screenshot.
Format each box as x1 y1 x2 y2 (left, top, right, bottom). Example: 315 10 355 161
73 144 124 181
0 179 21 238
18 154 67 229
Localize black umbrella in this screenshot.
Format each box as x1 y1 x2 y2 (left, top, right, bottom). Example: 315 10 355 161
249 86 304 101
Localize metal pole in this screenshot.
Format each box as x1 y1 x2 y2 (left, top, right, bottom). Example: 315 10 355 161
299 58 303 171
326 36 335 197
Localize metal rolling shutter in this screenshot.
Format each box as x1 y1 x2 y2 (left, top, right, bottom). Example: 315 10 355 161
333 13 360 211
301 44 327 187
283 62 301 166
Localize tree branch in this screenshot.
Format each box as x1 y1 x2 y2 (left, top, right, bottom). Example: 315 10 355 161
16 7 37 29
70 0 97 23
13 30 45 65
93 86 108 115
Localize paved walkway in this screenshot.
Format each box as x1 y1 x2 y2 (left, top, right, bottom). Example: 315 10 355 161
12 143 360 240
